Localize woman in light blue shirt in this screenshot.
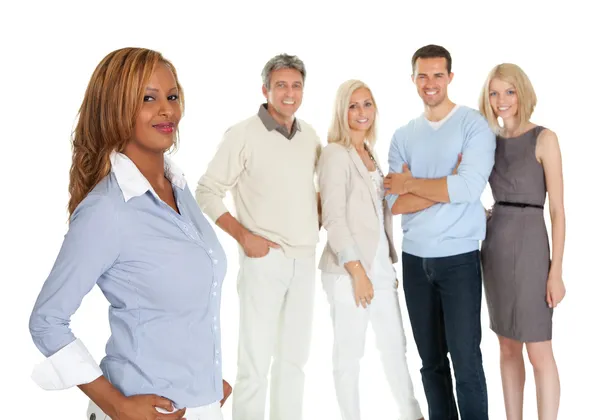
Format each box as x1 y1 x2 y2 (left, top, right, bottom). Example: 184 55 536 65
29 47 230 420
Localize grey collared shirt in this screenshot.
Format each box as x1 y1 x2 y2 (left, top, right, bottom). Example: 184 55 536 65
257 103 301 140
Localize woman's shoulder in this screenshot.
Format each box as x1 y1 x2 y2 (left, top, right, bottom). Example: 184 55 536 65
322 142 350 157
537 126 557 140
318 143 353 175
71 174 124 220
535 126 559 154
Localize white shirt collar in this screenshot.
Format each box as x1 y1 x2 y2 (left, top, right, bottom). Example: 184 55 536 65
109 151 187 202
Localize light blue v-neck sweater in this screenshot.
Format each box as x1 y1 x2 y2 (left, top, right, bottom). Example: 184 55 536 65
386 106 496 258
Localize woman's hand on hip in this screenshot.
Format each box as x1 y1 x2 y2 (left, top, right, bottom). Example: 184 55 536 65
115 394 186 420
220 379 232 407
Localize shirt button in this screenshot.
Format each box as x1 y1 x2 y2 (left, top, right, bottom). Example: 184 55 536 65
213 316 217 321
183 225 188 231
212 281 217 287
208 249 213 254
212 291 217 296
216 349 220 355
216 360 220 365
213 259 218 264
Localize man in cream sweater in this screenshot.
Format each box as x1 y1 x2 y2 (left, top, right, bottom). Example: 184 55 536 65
195 53 322 420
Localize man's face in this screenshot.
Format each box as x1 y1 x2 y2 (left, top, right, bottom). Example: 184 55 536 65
262 68 304 119
412 57 453 107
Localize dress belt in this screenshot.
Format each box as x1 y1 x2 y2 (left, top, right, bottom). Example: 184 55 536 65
496 201 543 209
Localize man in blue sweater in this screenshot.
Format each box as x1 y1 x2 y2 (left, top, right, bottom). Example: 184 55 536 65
384 45 495 420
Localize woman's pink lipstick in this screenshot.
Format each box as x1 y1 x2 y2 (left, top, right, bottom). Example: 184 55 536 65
153 122 175 134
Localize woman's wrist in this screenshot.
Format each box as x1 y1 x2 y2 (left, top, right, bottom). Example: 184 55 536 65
79 376 127 419
548 262 563 278
344 260 366 279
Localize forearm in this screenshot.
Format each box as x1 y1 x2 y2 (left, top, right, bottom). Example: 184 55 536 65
391 193 437 215
549 209 566 274
344 260 368 279
406 177 450 203
79 376 126 419
215 212 249 244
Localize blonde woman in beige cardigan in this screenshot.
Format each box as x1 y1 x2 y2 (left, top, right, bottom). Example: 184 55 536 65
318 79 424 420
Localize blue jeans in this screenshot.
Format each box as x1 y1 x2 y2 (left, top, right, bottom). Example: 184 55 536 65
402 250 488 420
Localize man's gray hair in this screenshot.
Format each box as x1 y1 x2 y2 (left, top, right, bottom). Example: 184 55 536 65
261 53 306 89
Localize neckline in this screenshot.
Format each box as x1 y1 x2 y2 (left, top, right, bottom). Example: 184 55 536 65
424 104 459 123
422 105 462 132
498 125 538 140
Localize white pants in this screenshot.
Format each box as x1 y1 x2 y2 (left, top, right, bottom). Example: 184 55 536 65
322 272 423 420
233 248 316 420
86 399 223 420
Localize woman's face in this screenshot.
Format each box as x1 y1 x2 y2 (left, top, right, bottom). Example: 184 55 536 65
131 62 182 154
489 77 518 120
347 88 375 133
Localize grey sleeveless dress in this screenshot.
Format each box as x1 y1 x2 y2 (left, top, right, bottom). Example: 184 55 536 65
481 126 552 342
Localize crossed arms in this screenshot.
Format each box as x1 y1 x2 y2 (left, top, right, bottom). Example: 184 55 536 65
384 157 462 214
384 124 495 215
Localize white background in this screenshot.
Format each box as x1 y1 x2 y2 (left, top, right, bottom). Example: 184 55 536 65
2 1 598 419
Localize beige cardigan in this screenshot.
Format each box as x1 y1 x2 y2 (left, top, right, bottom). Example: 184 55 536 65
317 143 398 274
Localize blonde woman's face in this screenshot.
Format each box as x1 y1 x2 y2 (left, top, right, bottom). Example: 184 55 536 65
489 78 518 120
347 88 375 133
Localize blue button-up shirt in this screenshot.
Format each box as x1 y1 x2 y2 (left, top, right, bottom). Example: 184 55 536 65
29 152 227 408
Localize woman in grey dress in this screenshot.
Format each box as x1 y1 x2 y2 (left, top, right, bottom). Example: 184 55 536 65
479 63 566 420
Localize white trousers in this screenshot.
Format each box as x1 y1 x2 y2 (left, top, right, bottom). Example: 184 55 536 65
233 248 316 420
322 272 423 420
86 399 223 420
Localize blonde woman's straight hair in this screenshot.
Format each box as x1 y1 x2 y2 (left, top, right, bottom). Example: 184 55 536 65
479 63 537 134
327 79 378 148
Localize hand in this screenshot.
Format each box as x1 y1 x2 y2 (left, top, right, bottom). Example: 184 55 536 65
352 273 374 308
546 271 566 308
384 163 413 196
452 153 463 175
115 394 185 420
220 379 232 407
240 231 280 258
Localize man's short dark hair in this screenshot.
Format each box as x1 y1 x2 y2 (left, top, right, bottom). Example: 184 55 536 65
411 45 452 74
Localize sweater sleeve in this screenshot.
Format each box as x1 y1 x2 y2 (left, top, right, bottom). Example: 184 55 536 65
446 113 496 203
195 125 249 222
385 129 407 208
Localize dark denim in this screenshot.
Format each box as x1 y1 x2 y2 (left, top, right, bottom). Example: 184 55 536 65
402 250 488 420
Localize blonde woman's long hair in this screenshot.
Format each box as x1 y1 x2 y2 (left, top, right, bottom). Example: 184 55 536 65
327 79 378 148
479 63 537 135
68 47 184 217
